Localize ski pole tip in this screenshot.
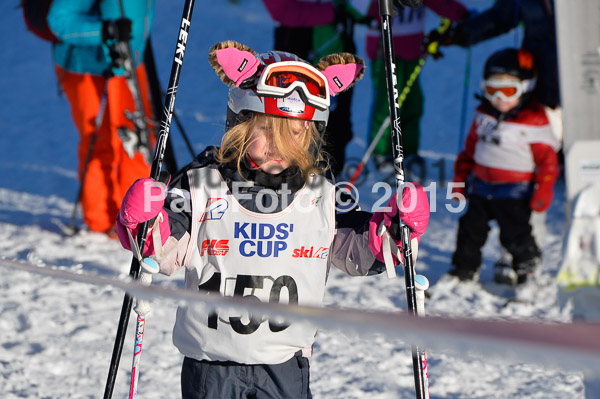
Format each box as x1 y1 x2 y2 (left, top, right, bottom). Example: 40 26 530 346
414 274 430 291
141 257 160 274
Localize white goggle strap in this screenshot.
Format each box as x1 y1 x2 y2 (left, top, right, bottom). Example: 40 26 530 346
521 77 537 93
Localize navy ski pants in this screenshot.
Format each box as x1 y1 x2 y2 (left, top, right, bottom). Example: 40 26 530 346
452 194 540 272
181 351 312 399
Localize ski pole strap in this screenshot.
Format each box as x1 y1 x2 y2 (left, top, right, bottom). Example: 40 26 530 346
151 212 164 260
378 220 402 278
125 213 164 264
127 228 144 263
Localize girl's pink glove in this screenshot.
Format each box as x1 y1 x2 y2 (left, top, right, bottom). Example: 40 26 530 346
368 183 430 264
115 178 170 256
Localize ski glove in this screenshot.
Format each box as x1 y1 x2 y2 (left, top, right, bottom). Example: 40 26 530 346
421 27 452 59
102 17 132 43
450 179 467 200
530 180 554 212
368 183 430 264
116 178 171 256
422 13 473 56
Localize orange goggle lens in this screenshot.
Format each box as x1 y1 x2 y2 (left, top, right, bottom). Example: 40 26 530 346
484 85 518 97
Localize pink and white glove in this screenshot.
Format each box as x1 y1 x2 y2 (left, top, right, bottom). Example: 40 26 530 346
115 178 171 256
368 183 430 264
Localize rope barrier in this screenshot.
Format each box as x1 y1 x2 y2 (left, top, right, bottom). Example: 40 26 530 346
2 255 600 373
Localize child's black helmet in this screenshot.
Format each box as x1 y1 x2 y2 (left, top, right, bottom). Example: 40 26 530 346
484 48 536 81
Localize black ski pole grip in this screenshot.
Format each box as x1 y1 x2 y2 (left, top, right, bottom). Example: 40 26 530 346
379 0 397 17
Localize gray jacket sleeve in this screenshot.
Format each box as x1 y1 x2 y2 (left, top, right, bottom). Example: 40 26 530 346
328 207 385 276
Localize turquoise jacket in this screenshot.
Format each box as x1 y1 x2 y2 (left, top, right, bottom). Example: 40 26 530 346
47 0 154 76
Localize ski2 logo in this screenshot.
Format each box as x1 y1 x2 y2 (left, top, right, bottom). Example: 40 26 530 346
292 246 329 259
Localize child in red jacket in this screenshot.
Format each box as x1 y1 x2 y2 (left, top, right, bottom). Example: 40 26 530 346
448 48 560 285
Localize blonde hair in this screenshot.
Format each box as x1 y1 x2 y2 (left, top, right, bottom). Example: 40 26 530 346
216 114 326 180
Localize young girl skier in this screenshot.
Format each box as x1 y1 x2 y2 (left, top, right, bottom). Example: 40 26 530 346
448 48 560 285
116 40 430 398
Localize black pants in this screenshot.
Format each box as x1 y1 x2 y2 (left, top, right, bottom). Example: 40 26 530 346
181 352 311 399
323 88 354 176
452 195 540 272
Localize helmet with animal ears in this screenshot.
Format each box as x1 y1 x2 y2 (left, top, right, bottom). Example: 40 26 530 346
208 40 365 133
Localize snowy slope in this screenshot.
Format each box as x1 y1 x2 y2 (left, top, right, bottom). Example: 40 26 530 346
0 0 597 398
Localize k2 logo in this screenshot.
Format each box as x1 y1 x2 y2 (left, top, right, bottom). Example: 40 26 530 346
201 239 230 256
200 198 229 221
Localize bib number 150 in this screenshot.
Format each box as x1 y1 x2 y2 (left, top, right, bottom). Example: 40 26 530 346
198 273 298 334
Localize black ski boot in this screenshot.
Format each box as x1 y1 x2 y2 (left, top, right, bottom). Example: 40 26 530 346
448 265 479 282
493 251 517 285
514 257 540 284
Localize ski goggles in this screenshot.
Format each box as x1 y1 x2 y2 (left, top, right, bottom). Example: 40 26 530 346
256 61 330 111
481 78 536 102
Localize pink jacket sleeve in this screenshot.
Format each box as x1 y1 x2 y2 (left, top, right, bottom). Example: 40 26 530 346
262 0 335 27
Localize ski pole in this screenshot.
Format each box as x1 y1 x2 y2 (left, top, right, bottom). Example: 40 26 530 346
114 0 153 163
125 224 160 399
102 1 196 397
143 38 181 174
170 102 196 160
414 274 430 388
346 19 451 188
125 229 157 399
377 1 429 398
457 46 471 150
144 38 196 161
61 79 110 237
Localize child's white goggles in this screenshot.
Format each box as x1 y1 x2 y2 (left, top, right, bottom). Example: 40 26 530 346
256 61 330 111
481 78 536 102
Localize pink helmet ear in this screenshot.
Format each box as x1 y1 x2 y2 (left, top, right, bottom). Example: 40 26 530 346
209 41 260 87
317 53 365 96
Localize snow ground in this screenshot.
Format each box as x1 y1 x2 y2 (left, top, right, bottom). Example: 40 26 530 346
1 0 598 398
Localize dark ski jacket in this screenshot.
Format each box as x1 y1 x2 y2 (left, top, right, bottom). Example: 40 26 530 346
452 0 559 108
